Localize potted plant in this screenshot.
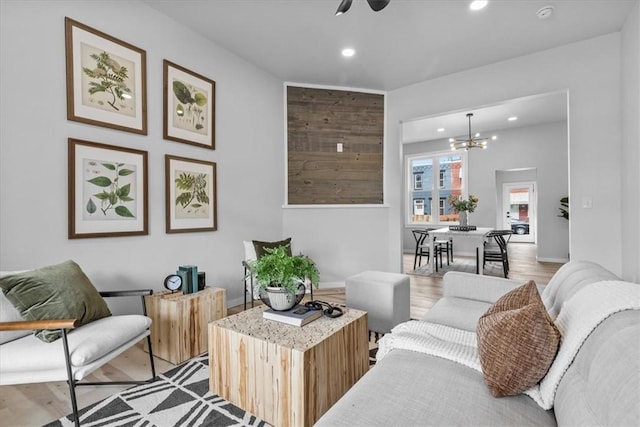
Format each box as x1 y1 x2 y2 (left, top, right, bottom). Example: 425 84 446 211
558 196 569 220
246 245 320 310
448 194 479 226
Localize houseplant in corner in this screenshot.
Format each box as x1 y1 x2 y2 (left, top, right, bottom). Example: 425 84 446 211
247 245 320 311
448 194 479 226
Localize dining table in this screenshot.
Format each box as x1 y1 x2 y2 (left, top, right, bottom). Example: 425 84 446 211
428 227 494 275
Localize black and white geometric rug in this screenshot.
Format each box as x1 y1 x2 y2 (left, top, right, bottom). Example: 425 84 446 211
45 355 269 427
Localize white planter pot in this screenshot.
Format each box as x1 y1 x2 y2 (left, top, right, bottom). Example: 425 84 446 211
265 287 297 311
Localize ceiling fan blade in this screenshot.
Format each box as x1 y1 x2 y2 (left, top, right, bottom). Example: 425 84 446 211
366 0 390 12
335 0 353 15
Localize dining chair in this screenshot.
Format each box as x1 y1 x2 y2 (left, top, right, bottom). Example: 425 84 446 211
483 230 513 277
411 229 431 270
433 236 453 267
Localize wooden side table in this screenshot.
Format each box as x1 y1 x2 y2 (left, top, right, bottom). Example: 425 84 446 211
209 306 368 427
145 287 226 364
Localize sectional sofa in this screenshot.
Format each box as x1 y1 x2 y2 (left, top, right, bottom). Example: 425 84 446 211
316 260 639 426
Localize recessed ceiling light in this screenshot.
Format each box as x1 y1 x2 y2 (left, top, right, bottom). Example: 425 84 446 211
437 128 445 132
508 116 518 121
469 1 488 11
341 48 355 57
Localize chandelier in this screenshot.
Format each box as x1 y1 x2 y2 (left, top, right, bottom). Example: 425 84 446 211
449 113 496 151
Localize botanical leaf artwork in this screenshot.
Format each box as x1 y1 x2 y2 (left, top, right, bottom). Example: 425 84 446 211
83 159 137 221
80 43 136 117
174 170 209 219
172 79 208 135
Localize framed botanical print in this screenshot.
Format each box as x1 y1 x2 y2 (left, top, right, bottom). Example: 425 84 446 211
163 60 215 149
68 138 148 238
165 155 217 233
65 17 147 134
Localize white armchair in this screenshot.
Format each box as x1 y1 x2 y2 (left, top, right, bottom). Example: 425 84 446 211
0 270 156 427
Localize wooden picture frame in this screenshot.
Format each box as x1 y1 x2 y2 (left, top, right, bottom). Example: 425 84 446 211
163 60 215 149
68 138 148 239
165 155 217 233
65 17 147 134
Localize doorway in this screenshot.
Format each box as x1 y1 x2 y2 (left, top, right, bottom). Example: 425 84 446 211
501 182 536 243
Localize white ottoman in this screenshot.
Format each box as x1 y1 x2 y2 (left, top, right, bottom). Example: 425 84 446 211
345 270 410 335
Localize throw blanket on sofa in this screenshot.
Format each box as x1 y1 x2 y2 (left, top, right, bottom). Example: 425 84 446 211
377 280 640 410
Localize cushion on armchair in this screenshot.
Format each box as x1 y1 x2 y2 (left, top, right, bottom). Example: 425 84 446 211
252 237 292 259
0 260 111 343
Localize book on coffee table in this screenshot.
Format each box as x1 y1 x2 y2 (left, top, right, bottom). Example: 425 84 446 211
263 305 323 326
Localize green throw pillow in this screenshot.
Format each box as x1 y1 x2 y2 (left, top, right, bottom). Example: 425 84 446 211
0 260 111 342
253 237 292 259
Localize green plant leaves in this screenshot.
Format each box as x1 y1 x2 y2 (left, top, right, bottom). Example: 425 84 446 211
118 183 131 198
115 206 134 217
87 163 135 216
174 172 209 210
173 80 195 104
176 192 192 207
88 176 112 187
247 245 320 294
83 51 131 112
175 172 195 190
195 190 209 204
194 92 207 106
86 198 96 214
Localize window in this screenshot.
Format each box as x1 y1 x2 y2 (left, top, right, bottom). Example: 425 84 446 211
406 152 467 225
413 173 422 190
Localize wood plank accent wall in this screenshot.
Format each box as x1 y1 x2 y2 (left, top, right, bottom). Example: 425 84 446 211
287 86 384 205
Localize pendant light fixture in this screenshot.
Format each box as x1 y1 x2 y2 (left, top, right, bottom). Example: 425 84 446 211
449 113 496 151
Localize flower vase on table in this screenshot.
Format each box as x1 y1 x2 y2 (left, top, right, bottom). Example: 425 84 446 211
459 211 468 226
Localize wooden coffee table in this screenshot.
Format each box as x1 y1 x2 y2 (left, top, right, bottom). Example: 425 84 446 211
208 305 368 427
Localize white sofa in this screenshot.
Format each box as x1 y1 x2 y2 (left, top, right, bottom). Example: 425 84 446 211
316 261 640 426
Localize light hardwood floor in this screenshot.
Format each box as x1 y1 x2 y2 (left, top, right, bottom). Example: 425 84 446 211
1 243 562 426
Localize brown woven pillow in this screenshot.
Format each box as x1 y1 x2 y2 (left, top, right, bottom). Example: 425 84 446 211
477 280 560 397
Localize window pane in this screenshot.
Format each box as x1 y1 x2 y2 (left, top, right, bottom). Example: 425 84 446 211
407 153 465 225
509 187 530 235
439 155 462 222
410 158 432 223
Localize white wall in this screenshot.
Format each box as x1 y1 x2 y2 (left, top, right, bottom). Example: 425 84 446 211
621 1 640 282
401 121 569 263
0 1 284 308
388 33 627 278
282 207 390 286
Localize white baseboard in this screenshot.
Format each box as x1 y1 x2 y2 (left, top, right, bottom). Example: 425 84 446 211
318 281 345 289
537 257 569 263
